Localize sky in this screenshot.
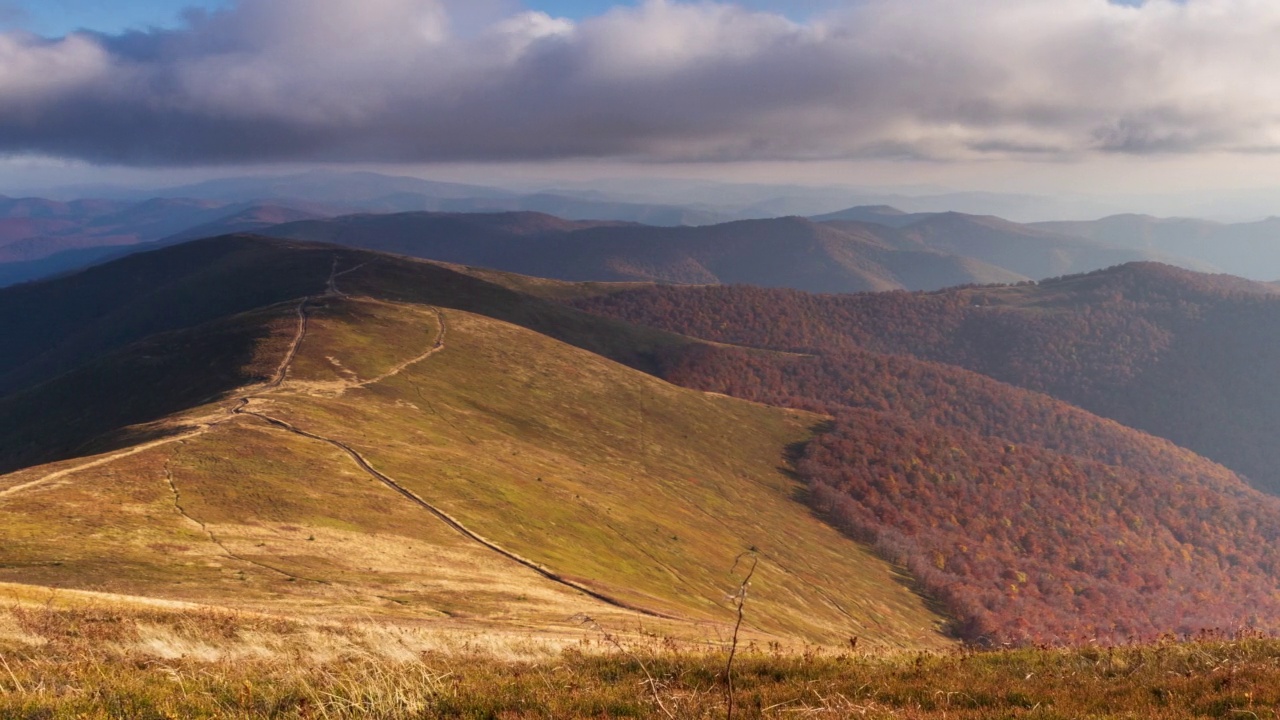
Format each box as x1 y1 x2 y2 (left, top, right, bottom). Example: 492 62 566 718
0 0 1278 215
0 0 852 36
0 1 843 34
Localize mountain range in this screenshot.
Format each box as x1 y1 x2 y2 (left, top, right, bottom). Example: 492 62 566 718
5 170 1280 293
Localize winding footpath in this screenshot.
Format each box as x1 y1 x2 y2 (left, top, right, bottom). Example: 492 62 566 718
0 430 208 501
235 403 677 619
349 306 447 390
3 258 679 620
0 263 336 503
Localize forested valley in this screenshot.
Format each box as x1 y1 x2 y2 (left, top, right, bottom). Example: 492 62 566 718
576 263 1280 644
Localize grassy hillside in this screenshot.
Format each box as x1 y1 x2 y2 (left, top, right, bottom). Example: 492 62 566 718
0 252 948 649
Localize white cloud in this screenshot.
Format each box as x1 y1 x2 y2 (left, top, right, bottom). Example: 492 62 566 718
0 32 106 98
0 0 1278 165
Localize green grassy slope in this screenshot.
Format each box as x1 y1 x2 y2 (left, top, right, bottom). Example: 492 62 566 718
0 258 949 649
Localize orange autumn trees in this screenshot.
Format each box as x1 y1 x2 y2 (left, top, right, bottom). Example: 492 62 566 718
575 263 1280 644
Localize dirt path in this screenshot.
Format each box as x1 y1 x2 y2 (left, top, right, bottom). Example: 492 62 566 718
162 452 332 586
233 402 677 620
3 258 679 622
329 261 368 297
0 429 208 501
350 307 447 390
266 298 311 389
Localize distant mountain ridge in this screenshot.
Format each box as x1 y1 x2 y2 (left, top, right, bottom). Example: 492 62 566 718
815 206 1218 277
1 171 1274 291
1034 213 1280 280
261 211 1034 293
146 171 730 226
262 208 1225 293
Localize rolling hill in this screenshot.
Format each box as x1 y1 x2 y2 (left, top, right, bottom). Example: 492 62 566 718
0 236 948 649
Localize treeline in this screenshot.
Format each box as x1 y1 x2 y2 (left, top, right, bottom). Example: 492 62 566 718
571 263 1280 644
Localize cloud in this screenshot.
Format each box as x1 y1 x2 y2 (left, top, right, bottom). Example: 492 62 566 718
0 0 1277 165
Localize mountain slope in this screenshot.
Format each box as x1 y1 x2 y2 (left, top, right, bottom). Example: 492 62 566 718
575 262 1280 497
575 272 1280 643
0 237 948 648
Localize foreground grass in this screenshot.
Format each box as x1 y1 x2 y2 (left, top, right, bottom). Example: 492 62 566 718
2 599 1280 718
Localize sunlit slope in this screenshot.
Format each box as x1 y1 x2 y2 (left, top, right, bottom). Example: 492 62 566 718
0 288 947 648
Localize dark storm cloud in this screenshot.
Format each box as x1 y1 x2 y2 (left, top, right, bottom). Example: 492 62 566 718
0 0 1276 166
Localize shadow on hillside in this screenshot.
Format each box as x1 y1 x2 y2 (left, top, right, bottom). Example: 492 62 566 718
0 314 276 476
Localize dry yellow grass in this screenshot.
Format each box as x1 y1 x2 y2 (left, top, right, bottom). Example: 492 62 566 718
3 592 1280 718
0 285 949 653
